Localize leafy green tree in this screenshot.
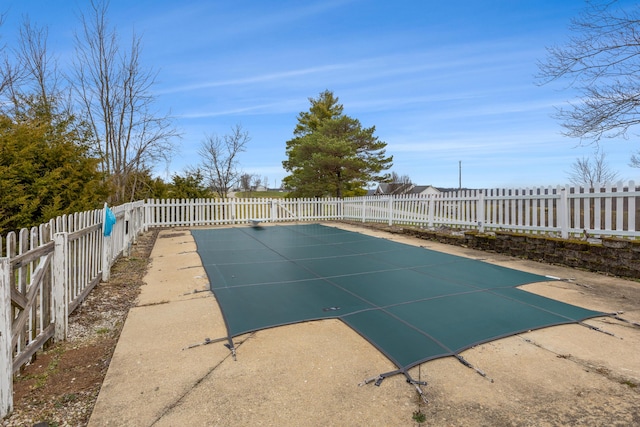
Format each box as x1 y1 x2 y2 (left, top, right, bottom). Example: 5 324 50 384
130 175 168 200
121 168 168 201
0 100 107 234
126 169 214 202
167 169 213 199
283 90 392 198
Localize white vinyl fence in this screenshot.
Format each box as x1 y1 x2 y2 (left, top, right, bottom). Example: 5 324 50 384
145 197 343 226
343 181 638 238
146 181 639 239
1 181 639 417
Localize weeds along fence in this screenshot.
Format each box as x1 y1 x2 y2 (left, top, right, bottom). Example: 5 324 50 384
0 201 145 417
1 181 639 417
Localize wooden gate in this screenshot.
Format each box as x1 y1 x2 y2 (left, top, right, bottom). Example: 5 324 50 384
7 226 56 372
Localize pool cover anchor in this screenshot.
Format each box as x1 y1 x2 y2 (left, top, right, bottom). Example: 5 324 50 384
358 375 383 387
358 369 402 387
579 322 618 338
455 355 494 382
182 336 228 350
358 372 429 404
405 375 429 405
611 311 640 328
224 342 237 360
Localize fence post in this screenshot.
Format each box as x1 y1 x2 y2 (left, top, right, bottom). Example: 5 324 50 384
143 199 149 232
0 258 13 418
427 196 434 228
102 234 112 282
101 204 112 282
189 198 194 227
271 199 277 222
53 233 68 341
629 180 636 233
387 196 394 226
559 187 569 239
477 190 485 232
230 198 236 224
123 204 131 257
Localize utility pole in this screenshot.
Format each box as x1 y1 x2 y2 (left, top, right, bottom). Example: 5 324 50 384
458 160 462 190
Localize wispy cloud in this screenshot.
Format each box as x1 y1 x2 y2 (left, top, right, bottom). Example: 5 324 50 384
139 0 359 54
180 100 301 118
223 0 358 37
388 130 562 154
158 63 355 94
158 39 542 97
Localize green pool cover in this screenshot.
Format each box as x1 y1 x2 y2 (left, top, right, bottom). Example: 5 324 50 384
192 224 605 381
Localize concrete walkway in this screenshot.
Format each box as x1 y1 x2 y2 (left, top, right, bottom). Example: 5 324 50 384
87 224 640 426
87 229 230 426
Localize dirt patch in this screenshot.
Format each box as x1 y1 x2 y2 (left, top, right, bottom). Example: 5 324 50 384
4 230 158 427
158 232 187 239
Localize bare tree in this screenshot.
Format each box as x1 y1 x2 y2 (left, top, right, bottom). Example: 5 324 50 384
239 173 254 192
72 0 179 203
199 124 250 198
17 21 58 111
251 176 262 191
390 171 412 185
537 1 640 146
0 18 70 118
567 151 620 188
0 55 18 108
0 12 12 100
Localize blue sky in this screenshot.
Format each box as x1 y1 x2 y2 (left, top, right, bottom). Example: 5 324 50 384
3 0 639 189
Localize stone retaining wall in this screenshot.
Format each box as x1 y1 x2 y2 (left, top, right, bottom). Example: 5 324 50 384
402 228 640 279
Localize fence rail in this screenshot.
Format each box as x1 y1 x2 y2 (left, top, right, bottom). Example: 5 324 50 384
1 180 639 417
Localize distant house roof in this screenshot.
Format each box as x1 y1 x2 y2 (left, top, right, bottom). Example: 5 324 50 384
370 184 476 196
409 185 429 193
409 185 441 195
435 187 475 192
375 183 414 195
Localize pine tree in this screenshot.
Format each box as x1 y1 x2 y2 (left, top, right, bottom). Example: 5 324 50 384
283 91 392 198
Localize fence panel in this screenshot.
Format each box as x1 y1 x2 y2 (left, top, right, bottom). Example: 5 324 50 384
6 226 55 374
565 181 638 237
342 181 639 237
67 210 105 314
